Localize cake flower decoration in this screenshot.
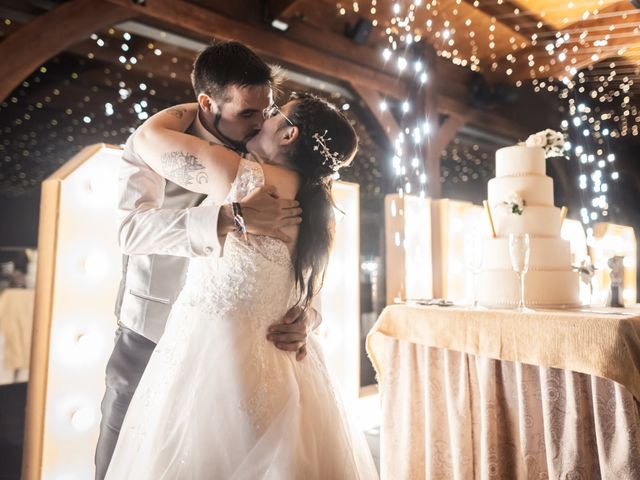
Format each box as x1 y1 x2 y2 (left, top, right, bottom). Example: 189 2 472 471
520 129 567 159
497 191 525 216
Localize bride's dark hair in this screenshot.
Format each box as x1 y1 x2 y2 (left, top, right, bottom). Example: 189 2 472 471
282 92 358 310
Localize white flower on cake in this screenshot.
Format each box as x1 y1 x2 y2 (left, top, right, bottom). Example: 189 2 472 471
495 191 524 216
521 129 567 159
525 133 546 148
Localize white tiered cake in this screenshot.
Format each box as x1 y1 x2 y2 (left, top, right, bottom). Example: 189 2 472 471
477 145 580 307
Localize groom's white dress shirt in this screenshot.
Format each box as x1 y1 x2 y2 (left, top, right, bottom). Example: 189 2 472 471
115 116 225 343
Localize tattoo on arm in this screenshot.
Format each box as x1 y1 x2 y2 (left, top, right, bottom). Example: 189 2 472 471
165 106 188 119
160 151 209 185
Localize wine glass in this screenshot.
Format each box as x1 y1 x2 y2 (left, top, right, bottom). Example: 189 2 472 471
464 232 486 310
509 233 533 312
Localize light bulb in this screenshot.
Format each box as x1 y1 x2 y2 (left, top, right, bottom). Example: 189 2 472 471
71 407 96 431
83 251 109 278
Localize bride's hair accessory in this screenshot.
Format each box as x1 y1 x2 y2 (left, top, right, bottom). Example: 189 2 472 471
231 202 248 242
312 130 342 172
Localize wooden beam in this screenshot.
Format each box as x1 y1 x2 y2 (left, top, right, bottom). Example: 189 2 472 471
431 115 467 156
511 1 640 80
133 8 417 97
266 0 301 19
283 17 385 75
192 0 264 24
351 84 400 143
437 95 528 140
104 0 409 99
0 0 133 102
460 0 555 40
266 15 476 105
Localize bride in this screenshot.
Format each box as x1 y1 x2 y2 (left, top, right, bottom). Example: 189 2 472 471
104 92 378 479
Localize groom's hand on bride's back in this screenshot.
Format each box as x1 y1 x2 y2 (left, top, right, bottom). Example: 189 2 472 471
239 186 302 242
267 306 319 361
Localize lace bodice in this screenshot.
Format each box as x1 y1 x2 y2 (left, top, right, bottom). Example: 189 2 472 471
176 157 296 328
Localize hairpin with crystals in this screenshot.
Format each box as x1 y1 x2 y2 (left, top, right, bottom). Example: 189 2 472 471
312 130 342 172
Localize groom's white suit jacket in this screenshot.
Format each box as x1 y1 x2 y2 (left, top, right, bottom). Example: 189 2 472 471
114 116 225 343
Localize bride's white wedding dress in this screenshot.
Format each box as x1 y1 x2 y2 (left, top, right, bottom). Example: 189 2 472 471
105 158 378 479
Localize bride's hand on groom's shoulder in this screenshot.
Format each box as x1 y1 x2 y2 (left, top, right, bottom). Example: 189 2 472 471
266 306 315 361
239 186 302 243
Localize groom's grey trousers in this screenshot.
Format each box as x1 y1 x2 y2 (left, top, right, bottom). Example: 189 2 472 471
94 324 156 480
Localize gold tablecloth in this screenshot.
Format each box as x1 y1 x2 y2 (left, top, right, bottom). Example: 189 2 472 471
0 288 35 370
368 304 640 400
366 305 640 479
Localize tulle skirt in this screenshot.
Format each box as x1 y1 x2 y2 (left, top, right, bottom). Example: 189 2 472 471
104 300 378 479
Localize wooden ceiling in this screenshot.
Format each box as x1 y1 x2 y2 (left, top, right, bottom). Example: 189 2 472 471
267 0 639 85
2 0 637 102
255 0 638 142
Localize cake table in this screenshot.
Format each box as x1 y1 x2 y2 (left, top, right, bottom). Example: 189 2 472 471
367 304 640 479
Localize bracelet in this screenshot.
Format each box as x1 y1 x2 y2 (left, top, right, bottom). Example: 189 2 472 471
231 202 248 242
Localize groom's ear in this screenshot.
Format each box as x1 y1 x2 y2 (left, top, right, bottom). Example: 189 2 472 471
197 93 216 114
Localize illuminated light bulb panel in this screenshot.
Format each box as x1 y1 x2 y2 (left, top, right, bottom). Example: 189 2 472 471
24 144 122 480
561 219 589 265
317 181 361 402
431 200 486 304
591 223 637 307
384 194 433 304
561 219 590 304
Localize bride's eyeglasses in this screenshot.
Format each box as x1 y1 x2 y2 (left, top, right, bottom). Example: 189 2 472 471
263 104 295 126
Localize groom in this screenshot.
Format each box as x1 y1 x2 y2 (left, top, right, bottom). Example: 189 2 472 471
95 41 320 479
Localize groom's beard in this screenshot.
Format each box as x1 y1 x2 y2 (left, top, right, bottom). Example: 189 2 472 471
210 112 255 154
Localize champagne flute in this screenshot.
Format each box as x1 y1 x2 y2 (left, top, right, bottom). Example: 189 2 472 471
464 232 486 310
509 233 533 312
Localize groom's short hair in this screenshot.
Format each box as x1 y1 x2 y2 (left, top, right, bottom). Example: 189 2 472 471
191 41 281 103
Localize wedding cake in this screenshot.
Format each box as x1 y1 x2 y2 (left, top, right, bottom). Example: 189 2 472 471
477 141 581 307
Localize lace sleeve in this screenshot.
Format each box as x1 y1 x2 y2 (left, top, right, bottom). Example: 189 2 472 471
224 157 265 203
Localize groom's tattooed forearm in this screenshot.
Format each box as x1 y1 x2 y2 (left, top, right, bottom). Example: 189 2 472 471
160 151 209 185
165 106 188 119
